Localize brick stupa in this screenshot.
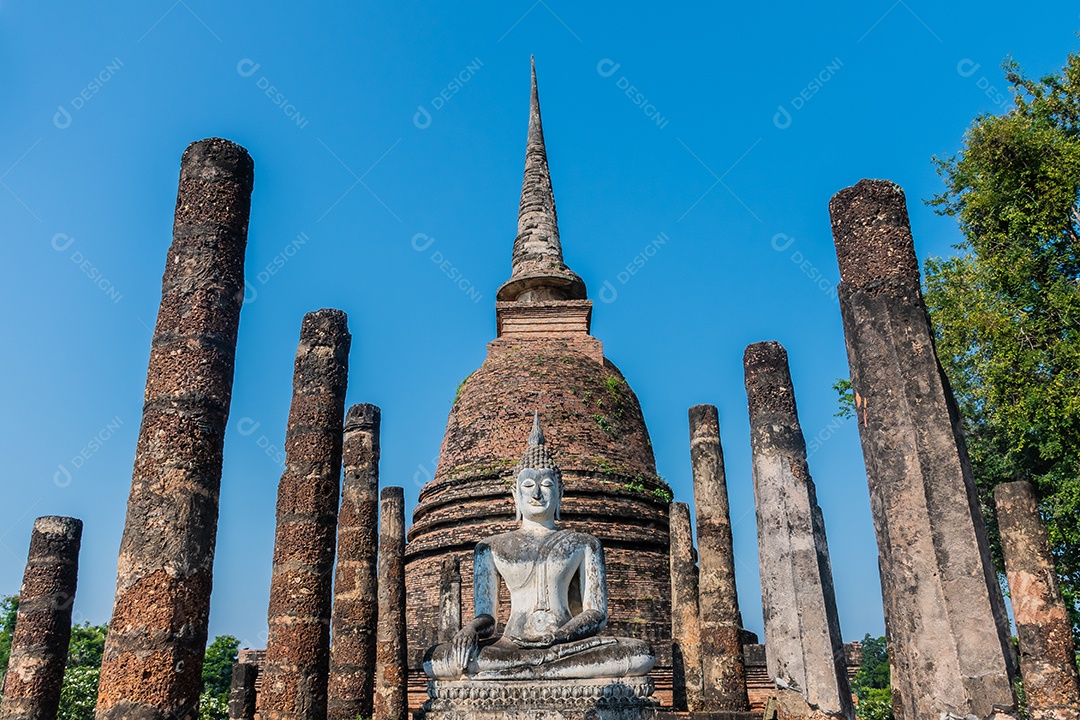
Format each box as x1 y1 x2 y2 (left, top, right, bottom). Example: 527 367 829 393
405 59 673 682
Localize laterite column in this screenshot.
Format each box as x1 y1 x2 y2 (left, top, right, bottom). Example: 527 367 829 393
830 179 1018 719
689 404 749 711
260 309 351 720
96 138 253 720
329 403 381 720
744 342 853 719
0 517 82 720
373 487 407 720
995 481 1080 720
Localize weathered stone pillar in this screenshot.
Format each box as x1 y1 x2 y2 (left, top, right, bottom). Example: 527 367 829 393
0 517 82 720
260 309 351 720
995 481 1080 720
96 138 253 720
689 404 750 711
438 556 462 644
373 487 407 720
744 342 853 719
329 403 381 720
228 663 259 720
830 179 1018 719
668 502 704 712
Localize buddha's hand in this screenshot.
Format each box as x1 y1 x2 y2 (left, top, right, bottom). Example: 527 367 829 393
451 626 479 672
513 628 567 649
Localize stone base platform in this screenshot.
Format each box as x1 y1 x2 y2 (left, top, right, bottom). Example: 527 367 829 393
417 677 659 720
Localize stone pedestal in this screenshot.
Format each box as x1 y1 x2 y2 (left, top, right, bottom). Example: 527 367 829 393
419 677 658 720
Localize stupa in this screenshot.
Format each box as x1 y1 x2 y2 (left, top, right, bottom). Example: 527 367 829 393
404 60 674 685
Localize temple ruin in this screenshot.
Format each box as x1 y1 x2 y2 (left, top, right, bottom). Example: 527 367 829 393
6 58 1076 720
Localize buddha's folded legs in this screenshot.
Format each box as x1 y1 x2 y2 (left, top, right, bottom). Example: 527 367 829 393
424 636 655 680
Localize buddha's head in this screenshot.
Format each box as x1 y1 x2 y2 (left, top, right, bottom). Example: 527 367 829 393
512 412 563 524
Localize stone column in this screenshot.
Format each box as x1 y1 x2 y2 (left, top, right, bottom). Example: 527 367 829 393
438 556 462 644
0 517 82 720
329 403 381 720
228 663 259 720
260 309 351 720
744 342 853 719
96 138 253 720
689 404 750 711
373 487 407 720
668 502 704 712
830 179 1018 719
994 481 1080 720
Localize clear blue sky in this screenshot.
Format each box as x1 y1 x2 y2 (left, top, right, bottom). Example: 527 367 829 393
1 1 1075 651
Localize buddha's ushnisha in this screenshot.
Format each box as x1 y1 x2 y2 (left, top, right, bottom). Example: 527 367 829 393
424 412 654 680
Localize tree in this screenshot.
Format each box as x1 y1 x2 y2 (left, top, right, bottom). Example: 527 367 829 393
850 634 892 720
201 634 239 696
925 47 1080 644
197 635 239 720
56 622 108 720
0 595 18 686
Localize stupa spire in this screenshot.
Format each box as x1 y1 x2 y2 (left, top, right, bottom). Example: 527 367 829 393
497 57 587 302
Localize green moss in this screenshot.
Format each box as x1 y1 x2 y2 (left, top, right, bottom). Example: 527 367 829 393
453 372 474 405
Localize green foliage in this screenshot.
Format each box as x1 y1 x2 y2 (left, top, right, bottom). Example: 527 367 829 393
57 666 100 720
202 635 239 696
651 486 673 503
56 622 108 720
0 595 19 683
603 375 624 398
926 48 1080 642
833 378 855 419
856 687 893 720
67 622 107 669
198 690 230 720
851 635 892 719
453 372 473 405
851 634 890 699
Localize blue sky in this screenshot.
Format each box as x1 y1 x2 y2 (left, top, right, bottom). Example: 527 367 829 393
1 1 1076 650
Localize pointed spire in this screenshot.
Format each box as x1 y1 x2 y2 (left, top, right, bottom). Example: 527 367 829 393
497 57 586 302
528 409 546 447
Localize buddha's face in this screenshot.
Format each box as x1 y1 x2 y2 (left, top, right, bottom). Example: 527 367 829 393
514 468 560 523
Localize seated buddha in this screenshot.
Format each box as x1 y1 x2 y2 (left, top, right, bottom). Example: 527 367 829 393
424 413 655 681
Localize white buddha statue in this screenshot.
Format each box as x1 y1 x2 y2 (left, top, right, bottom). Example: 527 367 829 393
424 413 655 681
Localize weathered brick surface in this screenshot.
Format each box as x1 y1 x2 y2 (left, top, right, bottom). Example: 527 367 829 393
830 179 1018 719
329 403 380 720
374 488 407 720
689 404 749 712
0 517 82 720
96 138 253 720
406 339 671 669
260 309 351 720
744 343 853 719
995 481 1080 720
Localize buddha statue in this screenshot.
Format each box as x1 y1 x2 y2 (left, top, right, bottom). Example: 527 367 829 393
424 413 655 681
